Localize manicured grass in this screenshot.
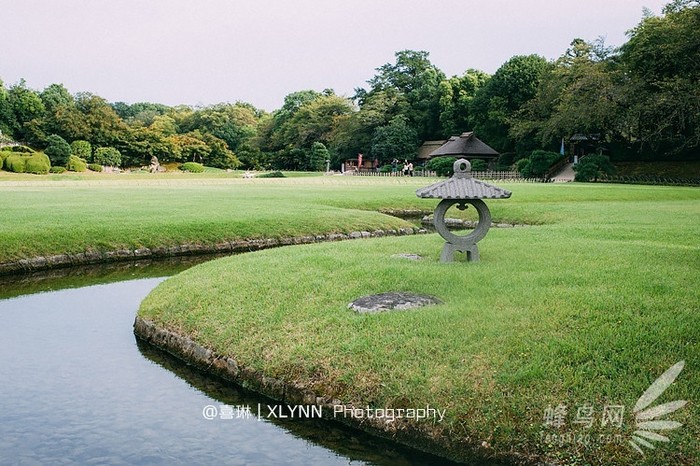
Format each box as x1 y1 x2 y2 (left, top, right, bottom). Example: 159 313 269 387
0 176 423 263
2 173 698 462
136 180 699 465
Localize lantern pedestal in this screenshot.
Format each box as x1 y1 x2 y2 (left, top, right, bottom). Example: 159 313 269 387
416 159 510 264
433 199 491 262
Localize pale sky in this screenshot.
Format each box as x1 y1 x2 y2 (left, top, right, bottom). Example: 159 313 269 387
1 0 669 111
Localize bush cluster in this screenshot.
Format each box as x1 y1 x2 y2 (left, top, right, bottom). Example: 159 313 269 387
50 166 67 174
87 163 103 172
180 162 205 173
66 155 87 172
426 157 457 177
517 150 564 178
25 153 51 174
2 152 51 174
258 171 286 178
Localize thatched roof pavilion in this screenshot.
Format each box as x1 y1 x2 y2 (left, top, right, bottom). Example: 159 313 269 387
428 132 499 160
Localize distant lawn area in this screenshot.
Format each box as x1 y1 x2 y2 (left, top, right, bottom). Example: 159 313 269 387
2 174 698 464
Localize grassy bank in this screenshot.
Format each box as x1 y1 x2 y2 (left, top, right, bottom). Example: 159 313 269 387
137 181 699 465
2 174 696 265
0 176 423 264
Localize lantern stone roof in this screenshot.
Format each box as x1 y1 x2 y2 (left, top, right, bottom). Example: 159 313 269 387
416 159 512 200
428 132 499 159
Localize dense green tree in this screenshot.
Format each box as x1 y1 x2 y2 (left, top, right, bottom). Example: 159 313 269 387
438 69 490 137
40 84 73 113
0 79 14 136
574 154 616 181
70 140 92 159
619 1 700 156
426 156 456 176
7 80 45 142
309 142 330 171
198 132 240 169
44 134 72 166
471 55 549 153
331 88 406 165
512 39 624 149
516 150 563 178
93 147 122 167
171 132 210 163
370 115 418 163
182 102 264 156
262 91 351 169
74 93 129 148
361 50 445 142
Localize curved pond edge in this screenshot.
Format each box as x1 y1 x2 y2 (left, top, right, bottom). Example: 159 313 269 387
134 316 523 465
0 226 425 276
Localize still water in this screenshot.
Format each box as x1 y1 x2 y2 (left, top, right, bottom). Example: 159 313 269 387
0 260 456 465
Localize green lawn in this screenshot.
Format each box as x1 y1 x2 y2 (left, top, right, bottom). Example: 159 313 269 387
131 179 697 465
2 174 698 464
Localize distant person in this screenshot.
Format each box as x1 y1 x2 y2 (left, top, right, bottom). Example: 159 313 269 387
408 161 414 177
373 158 379 173
402 160 409 176
391 158 398 174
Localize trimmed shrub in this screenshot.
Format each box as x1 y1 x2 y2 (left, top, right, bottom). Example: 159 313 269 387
45 135 72 166
87 163 103 172
50 166 67 174
93 147 121 167
471 159 488 171
258 171 286 178
517 150 564 178
180 162 205 173
24 153 51 174
66 155 87 172
0 150 13 166
4 155 26 173
574 154 616 182
71 140 92 160
426 157 457 177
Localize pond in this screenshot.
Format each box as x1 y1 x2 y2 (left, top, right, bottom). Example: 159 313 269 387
0 258 457 465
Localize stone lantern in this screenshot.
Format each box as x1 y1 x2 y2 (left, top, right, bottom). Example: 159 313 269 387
416 159 511 262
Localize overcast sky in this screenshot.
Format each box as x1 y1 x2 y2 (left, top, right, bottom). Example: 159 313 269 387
1 0 669 111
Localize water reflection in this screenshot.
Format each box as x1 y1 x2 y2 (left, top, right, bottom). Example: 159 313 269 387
137 340 458 465
0 253 229 300
0 263 463 465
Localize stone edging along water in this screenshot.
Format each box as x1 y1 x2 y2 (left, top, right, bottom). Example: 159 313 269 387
0 227 424 276
133 316 504 465
0 207 528 276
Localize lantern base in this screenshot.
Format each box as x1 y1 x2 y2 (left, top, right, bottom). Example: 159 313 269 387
440 242 480 262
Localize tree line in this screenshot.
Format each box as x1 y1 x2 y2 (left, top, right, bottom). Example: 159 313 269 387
0 0 697 171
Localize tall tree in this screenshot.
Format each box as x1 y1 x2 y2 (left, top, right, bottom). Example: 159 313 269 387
0 79 14 136
361 50 445 142
7 79 45 142
471 55 549 153
511 39 623 149
44 134 72 166
370 115 418 163
619 1 700 156
438 69 490 137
